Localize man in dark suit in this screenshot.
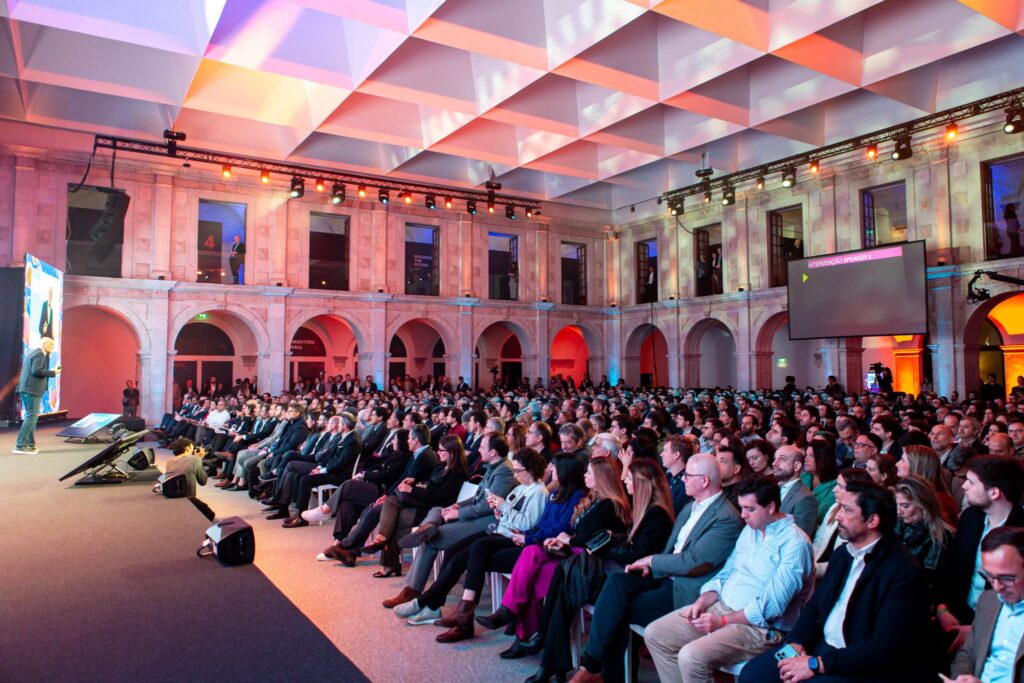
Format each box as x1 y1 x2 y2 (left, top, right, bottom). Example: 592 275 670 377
228 235 244 284
774 444 820 537
951 526 1024 683
739 481 930 683
14 337 60 454
38 287 54 339
360 407 388 458
272 412 361 523
570 453 742 682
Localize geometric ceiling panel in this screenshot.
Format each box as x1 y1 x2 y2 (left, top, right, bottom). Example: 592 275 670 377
0 0 1016 210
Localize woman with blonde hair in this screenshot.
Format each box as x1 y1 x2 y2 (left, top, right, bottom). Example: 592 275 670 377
475 457 630 654
896 444 958 524
893 475 954 584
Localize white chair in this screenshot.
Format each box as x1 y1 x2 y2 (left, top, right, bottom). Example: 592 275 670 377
570 603 596 668
487 572 512 613
623 623 645 683
312 484 339 524
408 481 478 578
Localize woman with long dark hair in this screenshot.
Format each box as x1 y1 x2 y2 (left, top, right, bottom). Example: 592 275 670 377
802 440 839 524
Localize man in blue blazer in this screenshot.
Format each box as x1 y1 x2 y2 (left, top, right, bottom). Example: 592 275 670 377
14 337 60 454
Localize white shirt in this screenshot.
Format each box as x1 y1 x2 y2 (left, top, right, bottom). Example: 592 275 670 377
779 478 800 504
673 491 722 554
823 537 881 648
205 409 230 431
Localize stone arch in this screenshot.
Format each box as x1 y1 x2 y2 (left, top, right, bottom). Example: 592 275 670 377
753 311 790 390
286 309 366 353
170 308 263 397
475 321 532 389
549 324 594 385
624 323 669 388
472 319 536 359
963 292 1024 396
288 313 363 386
385 313 458 360
169 302 270 354
388 317 454 385
683 318 737 389
62 305 143 417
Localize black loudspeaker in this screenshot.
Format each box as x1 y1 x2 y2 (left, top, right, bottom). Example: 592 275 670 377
156 472 188 498
127 448 154 471
89 189 130 262
117 416 146 432
197 517 254 566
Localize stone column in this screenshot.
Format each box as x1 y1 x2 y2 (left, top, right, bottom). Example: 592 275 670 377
893 348 923 395
151 174 173 279
535 303 552 380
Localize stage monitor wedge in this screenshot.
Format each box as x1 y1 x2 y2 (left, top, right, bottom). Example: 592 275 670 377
58 430 148 485
56 413 124 441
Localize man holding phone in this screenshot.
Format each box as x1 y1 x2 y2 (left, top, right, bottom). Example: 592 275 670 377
13 336 60 454
738 481 930 683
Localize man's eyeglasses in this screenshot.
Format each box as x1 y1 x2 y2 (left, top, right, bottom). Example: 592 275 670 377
682 472 706 479
513 467 527 474
978 569 1023 586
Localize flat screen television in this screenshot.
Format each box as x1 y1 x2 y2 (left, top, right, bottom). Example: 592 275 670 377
786 240 928 340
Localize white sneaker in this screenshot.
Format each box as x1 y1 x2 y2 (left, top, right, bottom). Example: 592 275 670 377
316 552 331 562
406 604 442 625
302 506 331 523
394 598 422 618
12 448 36 455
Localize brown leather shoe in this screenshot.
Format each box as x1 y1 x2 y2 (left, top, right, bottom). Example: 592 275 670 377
382 586 421 609
435 598 478 628
282 515 308 528
435 624 474 643
326 546 358 567
568 669 603 683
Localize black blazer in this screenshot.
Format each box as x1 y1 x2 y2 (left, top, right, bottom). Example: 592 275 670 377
404 465 468 508
787 532 930 681
604 506 674 566
935 504 1024 622
322 432 362 478
568 498 626 547
398 447 439 486
269 420 308 457
361 423 387 457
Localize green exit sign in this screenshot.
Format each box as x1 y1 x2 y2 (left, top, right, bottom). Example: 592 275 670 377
195 313 208 320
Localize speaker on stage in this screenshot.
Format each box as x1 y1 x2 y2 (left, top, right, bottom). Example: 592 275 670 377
88 189 130 262
156 472 188 498
127 448 154 471
118 416 145 432
197 517 254 566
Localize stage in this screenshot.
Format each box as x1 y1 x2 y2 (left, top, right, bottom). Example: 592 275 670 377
0 424 635 682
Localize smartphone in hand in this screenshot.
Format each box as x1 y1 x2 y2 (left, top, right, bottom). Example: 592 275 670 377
775 644 800 662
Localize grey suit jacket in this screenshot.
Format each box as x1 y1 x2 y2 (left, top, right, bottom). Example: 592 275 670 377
649 493 742 608
17 348 55 396
952 589 1024 682
782 480 819 538
458 459 516 521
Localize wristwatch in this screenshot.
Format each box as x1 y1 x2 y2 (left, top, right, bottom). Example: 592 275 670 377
808 657 820 675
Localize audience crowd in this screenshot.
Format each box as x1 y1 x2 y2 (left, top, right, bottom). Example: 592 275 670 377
153 370 1024 683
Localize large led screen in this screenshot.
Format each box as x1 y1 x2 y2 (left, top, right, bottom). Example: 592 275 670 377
23 254 63 416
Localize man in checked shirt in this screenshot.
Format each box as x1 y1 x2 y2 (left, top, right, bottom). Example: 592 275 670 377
644 473 814 683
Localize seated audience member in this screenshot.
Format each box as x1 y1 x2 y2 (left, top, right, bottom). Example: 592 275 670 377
865 452 899 489
896 444 959 524
364 434 470 575
238 403 308 492
893 475 954 586
644 474 814 683
660 435 693 513
834 416 859 468
394 448 549 626
714 442 749 507
936 456 1024 649
475 458 630 650
950 526 1024 683
803 440 839 525
163 438 208 497
566 453 742 683
738 481 931 683
773 445 819 537
618 436 658 477
325 423 435 564
261 414 340 512
267 411 357 522
744 438 775 477
852 432 882 468
812 467 876 579
872 414 903 459
524 458 675 679
589 432 621 460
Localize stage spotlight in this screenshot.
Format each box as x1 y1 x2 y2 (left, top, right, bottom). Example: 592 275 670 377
669 200 681 216
781 167 796 188
289 176 304 198
505 205 516 220
808 159 819 174
1005 108 1023 134
357 185 367 198
444 197 453 209
525 207 534 218
378 188 389 204
425 194 436 210
403 192 412 204
487 201 496 214
315 178 325 192
946 122 959 140
891 135 912 160
331 183 345 205
260 168 270 184
755 176 765 191
467 199 477 215
866 143 877 159
722 186 735 206
221 164 232 179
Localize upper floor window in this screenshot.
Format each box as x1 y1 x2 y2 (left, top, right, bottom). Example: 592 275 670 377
861 182 907 248
488 232 518 300
694 224 723 296
198 200 246 284
636 238 658 304
66 185 127 278
983 154 1024 260
309 212 349 291
768 205 803 288
561 242 587 305
405 224 439 296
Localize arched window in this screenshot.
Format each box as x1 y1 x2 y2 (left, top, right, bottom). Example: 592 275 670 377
175 322 234 356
